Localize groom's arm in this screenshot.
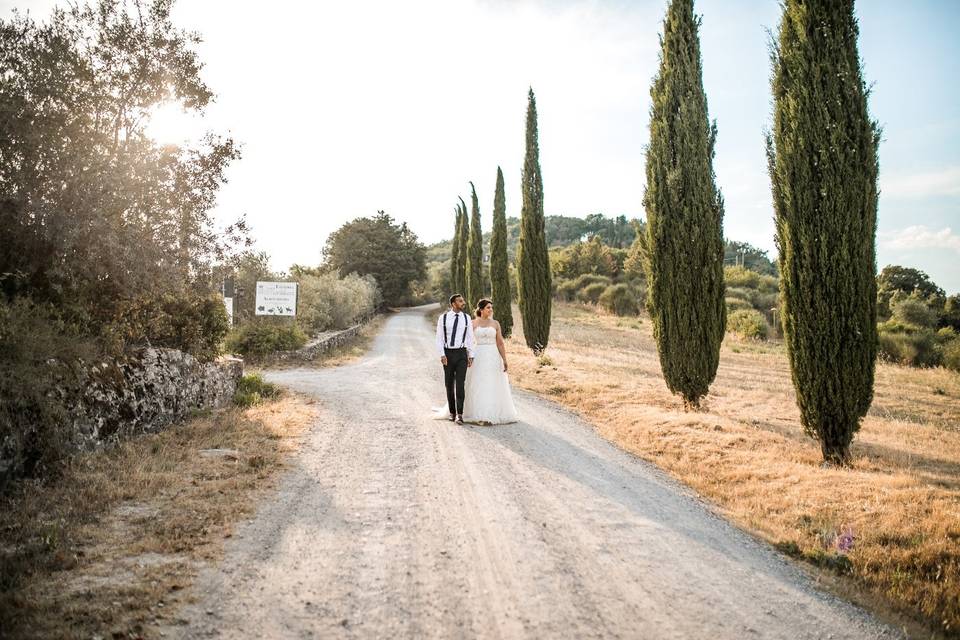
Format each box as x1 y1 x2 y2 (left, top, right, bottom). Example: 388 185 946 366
435 315 447 362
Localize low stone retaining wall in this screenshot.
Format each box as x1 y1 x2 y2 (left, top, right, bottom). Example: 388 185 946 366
64 347 244 449
275 323 364 362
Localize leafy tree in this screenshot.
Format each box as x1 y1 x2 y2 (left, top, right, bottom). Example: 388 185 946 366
322 211 426 306
466 182 485 308
644 0 726 409
941 295 960 332
516 88 552 353
0 0 245 349
767 0 880 464
551 237 618 280
490 167 514 337
724 241 777 276
877 265 945 318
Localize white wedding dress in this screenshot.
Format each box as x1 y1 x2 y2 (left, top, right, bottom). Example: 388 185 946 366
462 326 519 424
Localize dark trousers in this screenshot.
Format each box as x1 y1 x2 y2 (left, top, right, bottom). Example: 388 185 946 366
443 347 468 415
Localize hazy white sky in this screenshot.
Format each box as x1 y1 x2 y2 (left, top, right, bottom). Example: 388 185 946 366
4 0 959 293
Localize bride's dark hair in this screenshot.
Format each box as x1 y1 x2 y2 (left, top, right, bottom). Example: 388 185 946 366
475 298 492 318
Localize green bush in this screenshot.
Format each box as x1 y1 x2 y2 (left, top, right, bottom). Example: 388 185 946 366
233 373 281 407
726 287 755 304
725 297 753 312
572 273 612 290
892 298 937 329
113 291 229 362
224 321 307 357
0 298 94 487
555 278 579 302
878 327 942 367
936 326 957 342
297 271 380 335
727 309 769 340
578 282 608 305
599 284 639 316
724 265 761 289
943 340 960 373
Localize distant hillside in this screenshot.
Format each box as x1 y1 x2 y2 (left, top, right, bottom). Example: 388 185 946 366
427 213 777 276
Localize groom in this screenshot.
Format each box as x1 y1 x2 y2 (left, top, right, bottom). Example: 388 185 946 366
436 293 475 425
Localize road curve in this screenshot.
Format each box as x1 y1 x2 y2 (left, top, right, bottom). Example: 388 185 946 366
166 305 898 639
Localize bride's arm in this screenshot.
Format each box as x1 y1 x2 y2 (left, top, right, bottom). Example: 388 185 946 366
495 322 508 371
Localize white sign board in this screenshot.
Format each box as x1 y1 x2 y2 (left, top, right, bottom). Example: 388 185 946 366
255 281 298 316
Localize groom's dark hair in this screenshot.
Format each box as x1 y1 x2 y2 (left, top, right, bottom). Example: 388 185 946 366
449 293 463 305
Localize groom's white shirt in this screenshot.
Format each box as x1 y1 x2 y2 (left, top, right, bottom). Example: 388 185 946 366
436 309 476 358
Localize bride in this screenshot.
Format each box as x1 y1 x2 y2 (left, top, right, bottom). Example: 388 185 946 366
462 299 518 425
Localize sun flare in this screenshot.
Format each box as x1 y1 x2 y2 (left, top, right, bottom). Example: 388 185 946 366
144 101 205 144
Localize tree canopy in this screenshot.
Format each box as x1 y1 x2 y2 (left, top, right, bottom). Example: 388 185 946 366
322 211 426 306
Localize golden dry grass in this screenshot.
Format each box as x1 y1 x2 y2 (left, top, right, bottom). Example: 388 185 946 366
0 393 317 639
506 302 960 638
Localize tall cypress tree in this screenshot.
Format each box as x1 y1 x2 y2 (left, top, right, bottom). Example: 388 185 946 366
516 88 551 353
490 166 514 338
767 0 879 465
457 195 469 297
643 0 725 409
466 182 484 308
450 205 462 296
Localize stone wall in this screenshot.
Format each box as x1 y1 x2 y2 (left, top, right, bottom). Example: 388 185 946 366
66 347 243 449
275 322 364 362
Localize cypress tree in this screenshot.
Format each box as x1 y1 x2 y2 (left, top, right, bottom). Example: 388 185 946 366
450 205 463 296
767 0 879 465
490 166 514 338
643 0 725 409
466 182 484 309
516 88 551 353
457 195 469 297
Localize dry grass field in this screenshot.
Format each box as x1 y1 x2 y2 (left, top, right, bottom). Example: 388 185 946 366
505 302 960 637
0 392 318 638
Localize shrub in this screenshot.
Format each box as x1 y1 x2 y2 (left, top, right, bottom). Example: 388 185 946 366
892 298 937 329
578 282 608 305
233 373 281 407
878 327 942 368
726 287 756 305
297 272 380 335
599 284 639 316
555 278 579 302
727 309 769 340
112 291 229 362
724 265 761 289
224 321 307 357
0 298 94 486
725 297 753 312
944 340 960 373
936 326 957 342
572 273 612 290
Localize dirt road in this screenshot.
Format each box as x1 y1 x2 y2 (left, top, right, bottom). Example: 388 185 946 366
166 305 899 639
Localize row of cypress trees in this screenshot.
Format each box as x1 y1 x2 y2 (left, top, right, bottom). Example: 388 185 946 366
643 0 878 464
448 90 549 346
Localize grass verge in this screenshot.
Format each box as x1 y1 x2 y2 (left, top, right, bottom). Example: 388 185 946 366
506 302 960 638
0 390 317 639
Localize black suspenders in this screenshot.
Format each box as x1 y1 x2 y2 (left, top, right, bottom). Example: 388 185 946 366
442 312 469 349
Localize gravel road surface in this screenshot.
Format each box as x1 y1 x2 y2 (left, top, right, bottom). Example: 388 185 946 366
165 305 899 639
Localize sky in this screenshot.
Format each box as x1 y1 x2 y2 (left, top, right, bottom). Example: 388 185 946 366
4 0 959 293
